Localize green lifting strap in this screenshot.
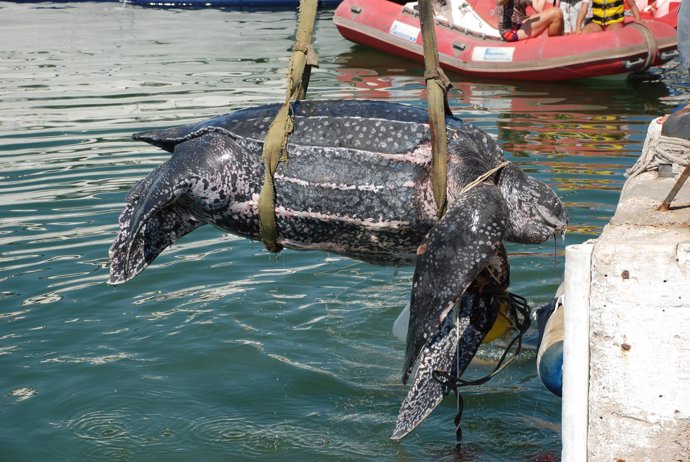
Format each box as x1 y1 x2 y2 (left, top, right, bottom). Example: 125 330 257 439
258 0 319 253
418 0 453 218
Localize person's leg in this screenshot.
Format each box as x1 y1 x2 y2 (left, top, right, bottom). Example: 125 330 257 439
580 20 603 33
559 0 575 33
604 21 624 31
518 8 564 38
546 8 565 35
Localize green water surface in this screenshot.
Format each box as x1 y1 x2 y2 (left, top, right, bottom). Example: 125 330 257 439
1 3 688 461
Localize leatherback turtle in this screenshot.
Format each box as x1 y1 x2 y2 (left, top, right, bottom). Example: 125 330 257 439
108 100 567 439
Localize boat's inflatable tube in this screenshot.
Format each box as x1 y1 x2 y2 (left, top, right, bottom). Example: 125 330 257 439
10 0 341 5
123 0 341 8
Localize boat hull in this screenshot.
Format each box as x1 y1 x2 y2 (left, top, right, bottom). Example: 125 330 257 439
123 0 341 7
334 0 679 81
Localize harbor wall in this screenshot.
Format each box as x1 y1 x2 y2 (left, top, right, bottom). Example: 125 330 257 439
562 115 690 461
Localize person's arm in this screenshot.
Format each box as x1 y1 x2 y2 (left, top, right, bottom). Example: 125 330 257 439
575 0 591 33
626 0 642 22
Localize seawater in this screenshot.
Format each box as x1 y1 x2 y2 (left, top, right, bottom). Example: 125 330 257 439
1 3 688 461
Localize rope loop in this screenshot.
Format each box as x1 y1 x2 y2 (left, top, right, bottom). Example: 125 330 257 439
459 161 511 196
293 40 310 54
627 118 690 178
424 66 452 92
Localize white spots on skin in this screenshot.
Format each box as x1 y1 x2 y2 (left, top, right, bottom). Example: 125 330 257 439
280 239 349 254
273 206 409 230
275 174 385 192
227 200 256 215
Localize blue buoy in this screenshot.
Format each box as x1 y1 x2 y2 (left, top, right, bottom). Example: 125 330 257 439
536 294 564 397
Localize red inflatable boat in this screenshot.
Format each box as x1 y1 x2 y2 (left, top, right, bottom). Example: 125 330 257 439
333 0 680 81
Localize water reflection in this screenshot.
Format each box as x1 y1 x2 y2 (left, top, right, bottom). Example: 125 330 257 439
485 78 671 160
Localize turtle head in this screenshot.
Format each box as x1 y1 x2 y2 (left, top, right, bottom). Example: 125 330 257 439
497 163 568 244
108 134 233 285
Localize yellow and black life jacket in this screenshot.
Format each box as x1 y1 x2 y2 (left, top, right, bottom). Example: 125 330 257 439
591 0 626 26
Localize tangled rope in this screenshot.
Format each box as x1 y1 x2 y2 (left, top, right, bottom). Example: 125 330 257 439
459 161 511 196
432 290 532 445
627 118 690 178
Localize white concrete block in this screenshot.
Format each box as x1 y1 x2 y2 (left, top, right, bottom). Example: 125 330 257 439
565 168 690 461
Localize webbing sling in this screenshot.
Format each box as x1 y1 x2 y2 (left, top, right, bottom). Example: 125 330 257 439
258 0 319 253
418 0 453 217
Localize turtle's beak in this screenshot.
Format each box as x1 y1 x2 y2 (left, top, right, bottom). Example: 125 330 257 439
537 203 568 237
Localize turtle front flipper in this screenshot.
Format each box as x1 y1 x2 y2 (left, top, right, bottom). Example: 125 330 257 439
392 244 509 440
402 183 509 384
391 286 497 440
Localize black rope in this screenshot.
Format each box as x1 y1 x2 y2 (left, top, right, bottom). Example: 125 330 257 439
453 388 464 447
458 292 531 387
431 290 532 446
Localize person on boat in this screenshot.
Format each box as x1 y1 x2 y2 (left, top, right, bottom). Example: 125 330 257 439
497 0 565 42
574 0 641 33
560 0 590 33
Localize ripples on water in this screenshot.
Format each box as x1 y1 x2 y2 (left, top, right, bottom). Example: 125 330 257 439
1 2 688 461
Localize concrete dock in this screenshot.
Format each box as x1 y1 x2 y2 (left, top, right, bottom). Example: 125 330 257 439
562 110 690 461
